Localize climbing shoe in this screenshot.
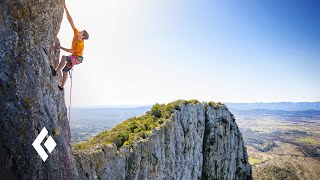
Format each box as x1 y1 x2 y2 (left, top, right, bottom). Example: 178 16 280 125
51 65 57 76
58 85 64 91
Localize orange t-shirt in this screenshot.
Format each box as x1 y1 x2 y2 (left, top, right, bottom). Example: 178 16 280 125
71 28 84 56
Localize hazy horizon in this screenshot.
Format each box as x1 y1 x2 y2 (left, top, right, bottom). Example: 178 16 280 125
72 101 320 109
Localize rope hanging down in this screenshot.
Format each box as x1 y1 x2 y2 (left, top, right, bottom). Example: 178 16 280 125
64 68 73 180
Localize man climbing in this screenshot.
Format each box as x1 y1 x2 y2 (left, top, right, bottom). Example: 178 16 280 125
52 3 89 91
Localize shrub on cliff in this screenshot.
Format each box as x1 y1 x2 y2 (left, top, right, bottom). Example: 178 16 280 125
73 99 216 150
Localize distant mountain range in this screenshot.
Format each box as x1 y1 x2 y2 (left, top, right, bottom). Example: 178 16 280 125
225 102 320 111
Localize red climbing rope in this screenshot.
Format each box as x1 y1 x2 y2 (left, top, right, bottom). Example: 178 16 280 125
64 68 73 180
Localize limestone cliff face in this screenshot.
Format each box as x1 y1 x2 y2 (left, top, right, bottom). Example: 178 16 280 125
0 1 251 179
0 0 78 179
73 104 252 180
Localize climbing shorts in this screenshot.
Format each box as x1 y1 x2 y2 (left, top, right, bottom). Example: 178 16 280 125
62 55 84 72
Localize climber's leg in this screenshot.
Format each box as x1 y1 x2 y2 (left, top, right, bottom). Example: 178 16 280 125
61 71 68 87
54 55 67 77
58 71 68 91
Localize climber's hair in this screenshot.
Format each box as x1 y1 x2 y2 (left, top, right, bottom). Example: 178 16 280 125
83 30 89 40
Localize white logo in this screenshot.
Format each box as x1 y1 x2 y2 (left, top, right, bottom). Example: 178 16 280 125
32 127 57 162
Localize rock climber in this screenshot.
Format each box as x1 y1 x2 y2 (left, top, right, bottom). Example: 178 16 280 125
52 3 89 91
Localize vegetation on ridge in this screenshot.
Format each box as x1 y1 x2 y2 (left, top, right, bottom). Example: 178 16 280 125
73 99 224 150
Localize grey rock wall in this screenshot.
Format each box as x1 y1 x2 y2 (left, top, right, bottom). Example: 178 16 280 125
0 0 78 179
202 106 252 180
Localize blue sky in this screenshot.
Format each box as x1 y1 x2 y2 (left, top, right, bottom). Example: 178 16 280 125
58 0 320 106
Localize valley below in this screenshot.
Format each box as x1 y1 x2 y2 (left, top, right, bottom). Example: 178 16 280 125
234 109 320 179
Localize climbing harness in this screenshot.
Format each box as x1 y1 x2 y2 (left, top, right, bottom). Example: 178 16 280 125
63 55 83 73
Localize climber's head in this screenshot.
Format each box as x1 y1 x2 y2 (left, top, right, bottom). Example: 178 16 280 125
77 30 89 40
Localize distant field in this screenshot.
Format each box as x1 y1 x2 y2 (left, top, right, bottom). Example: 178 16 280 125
248 157 263 165
235 109 320 180
298 137 320 145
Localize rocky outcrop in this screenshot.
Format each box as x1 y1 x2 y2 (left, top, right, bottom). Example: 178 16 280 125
73 103 252 180
0 1 251 179
0 0 78 179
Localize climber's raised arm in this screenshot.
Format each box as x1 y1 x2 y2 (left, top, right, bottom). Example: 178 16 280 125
64 3 76 30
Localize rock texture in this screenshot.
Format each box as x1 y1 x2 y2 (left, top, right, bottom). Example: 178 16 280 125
73 104 252 180
0 1 251 179
0 0 78 179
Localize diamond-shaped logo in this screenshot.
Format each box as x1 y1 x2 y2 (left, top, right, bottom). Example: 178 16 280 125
32 127 57 162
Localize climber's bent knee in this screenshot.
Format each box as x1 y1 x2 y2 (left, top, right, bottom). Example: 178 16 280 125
62 63 72 72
